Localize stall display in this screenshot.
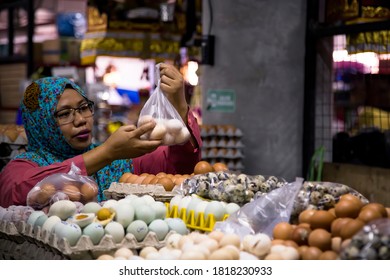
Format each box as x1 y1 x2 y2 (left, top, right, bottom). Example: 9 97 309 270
200 125 245 172
0 125 27 171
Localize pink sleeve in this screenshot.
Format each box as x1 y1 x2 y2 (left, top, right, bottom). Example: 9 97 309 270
0 155 87 208
133 110 202 175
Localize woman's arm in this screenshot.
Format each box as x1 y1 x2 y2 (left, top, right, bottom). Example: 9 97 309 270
0 156 87 207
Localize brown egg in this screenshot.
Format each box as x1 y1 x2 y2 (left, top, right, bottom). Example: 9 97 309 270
36 184 57 205
158 177 175 191
126 174 139 184
339 219 365 240
308 228 332 251
272 222 293 240
142 174 156 185
319 250 339 260
386 208 390 218
301 246 322 260
309 210 336 231
62 184 81 201
291 226 311 246
361 203 387 218
334 199 362 218
357 208 382 223
173 176 186 186
119 173 132 183
271 239 285 246
134 175 147 184
331 217 353 237
212 162 228 172
297 245 309 259
156 172 167 178
328 208 336 217
80 183 98 202
150 177 160 184
298 209 316 224
194 161 214 174
283 240 299 249
331 236 342 253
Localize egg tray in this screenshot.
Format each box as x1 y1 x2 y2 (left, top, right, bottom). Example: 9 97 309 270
10 220 177 260
166 204 229 232
104 182 176 202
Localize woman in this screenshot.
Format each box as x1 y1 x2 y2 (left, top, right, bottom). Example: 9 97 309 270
0 63 202 207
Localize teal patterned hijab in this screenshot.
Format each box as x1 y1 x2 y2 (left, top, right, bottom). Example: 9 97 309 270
14 77 133 201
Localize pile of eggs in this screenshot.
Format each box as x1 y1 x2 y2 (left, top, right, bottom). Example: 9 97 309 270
138 115 190 145
98 230 300 260
25 194 189 247
26 181 98 209
270 193 390 260
119 172 191 191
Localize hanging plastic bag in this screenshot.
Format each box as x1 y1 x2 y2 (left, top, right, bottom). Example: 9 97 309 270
137 63 190 145
213 177 304 239
26 162 99 210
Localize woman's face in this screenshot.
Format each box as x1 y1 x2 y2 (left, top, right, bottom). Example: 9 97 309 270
56 88 94 150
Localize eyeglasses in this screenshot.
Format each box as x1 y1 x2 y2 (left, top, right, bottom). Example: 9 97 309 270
54 101 95 125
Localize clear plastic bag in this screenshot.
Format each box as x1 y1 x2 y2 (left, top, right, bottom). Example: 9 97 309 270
173 171 287 205
137 63 190 145
290 181 369 224
340 218 390 260
213 177 304 239
26 163 99 210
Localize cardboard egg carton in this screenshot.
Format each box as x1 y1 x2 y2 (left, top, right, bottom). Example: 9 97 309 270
104 182 175 202
14 220 177 259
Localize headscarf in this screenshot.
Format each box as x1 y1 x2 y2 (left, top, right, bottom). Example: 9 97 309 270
14 77 133 201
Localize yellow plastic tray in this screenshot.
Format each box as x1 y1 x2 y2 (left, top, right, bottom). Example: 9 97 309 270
165 203 229 232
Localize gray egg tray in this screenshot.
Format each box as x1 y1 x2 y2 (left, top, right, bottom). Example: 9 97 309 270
0 219 175 260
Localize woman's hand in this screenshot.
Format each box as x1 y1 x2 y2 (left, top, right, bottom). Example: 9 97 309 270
159 63 189 124
103 121 162 160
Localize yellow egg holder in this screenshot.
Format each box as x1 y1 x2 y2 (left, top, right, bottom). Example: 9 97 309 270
165 203 229 232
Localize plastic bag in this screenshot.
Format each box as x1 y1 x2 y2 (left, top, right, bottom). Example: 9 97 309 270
173 171 287 205
26 163 99 210
137 63 190 145
213 177 304 239
340 218 390 260
290 181 369 224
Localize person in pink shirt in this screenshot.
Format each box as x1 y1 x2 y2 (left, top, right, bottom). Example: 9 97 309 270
0 63 201 207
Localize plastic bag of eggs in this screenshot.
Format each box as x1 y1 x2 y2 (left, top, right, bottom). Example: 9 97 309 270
138 115 190 145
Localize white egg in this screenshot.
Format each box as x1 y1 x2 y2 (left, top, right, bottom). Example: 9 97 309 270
114 203 135 228
204 201 227 221
48 200 77 220
42 215 61 234
176 127 191 144
165 233 182 249
82 202 101 214
124 194 139 201
169 195 183 213
149 123 167 140
83 222 105 245
165 218 188 235
178 196 192 215
148 219 169 241
102 199 119 211
126 220 149 242
186 196 202 217
27 210 46 226
114 247 134 259
33 214 48 231
162 132 175 145
225 203 240 215
165 119 183 133
105 221 125 243
151 201 167 220
195 201 209 217
54 221 82 246
141 195 155 205
69 213 95 228
135 204 155 224
138 115 154 126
